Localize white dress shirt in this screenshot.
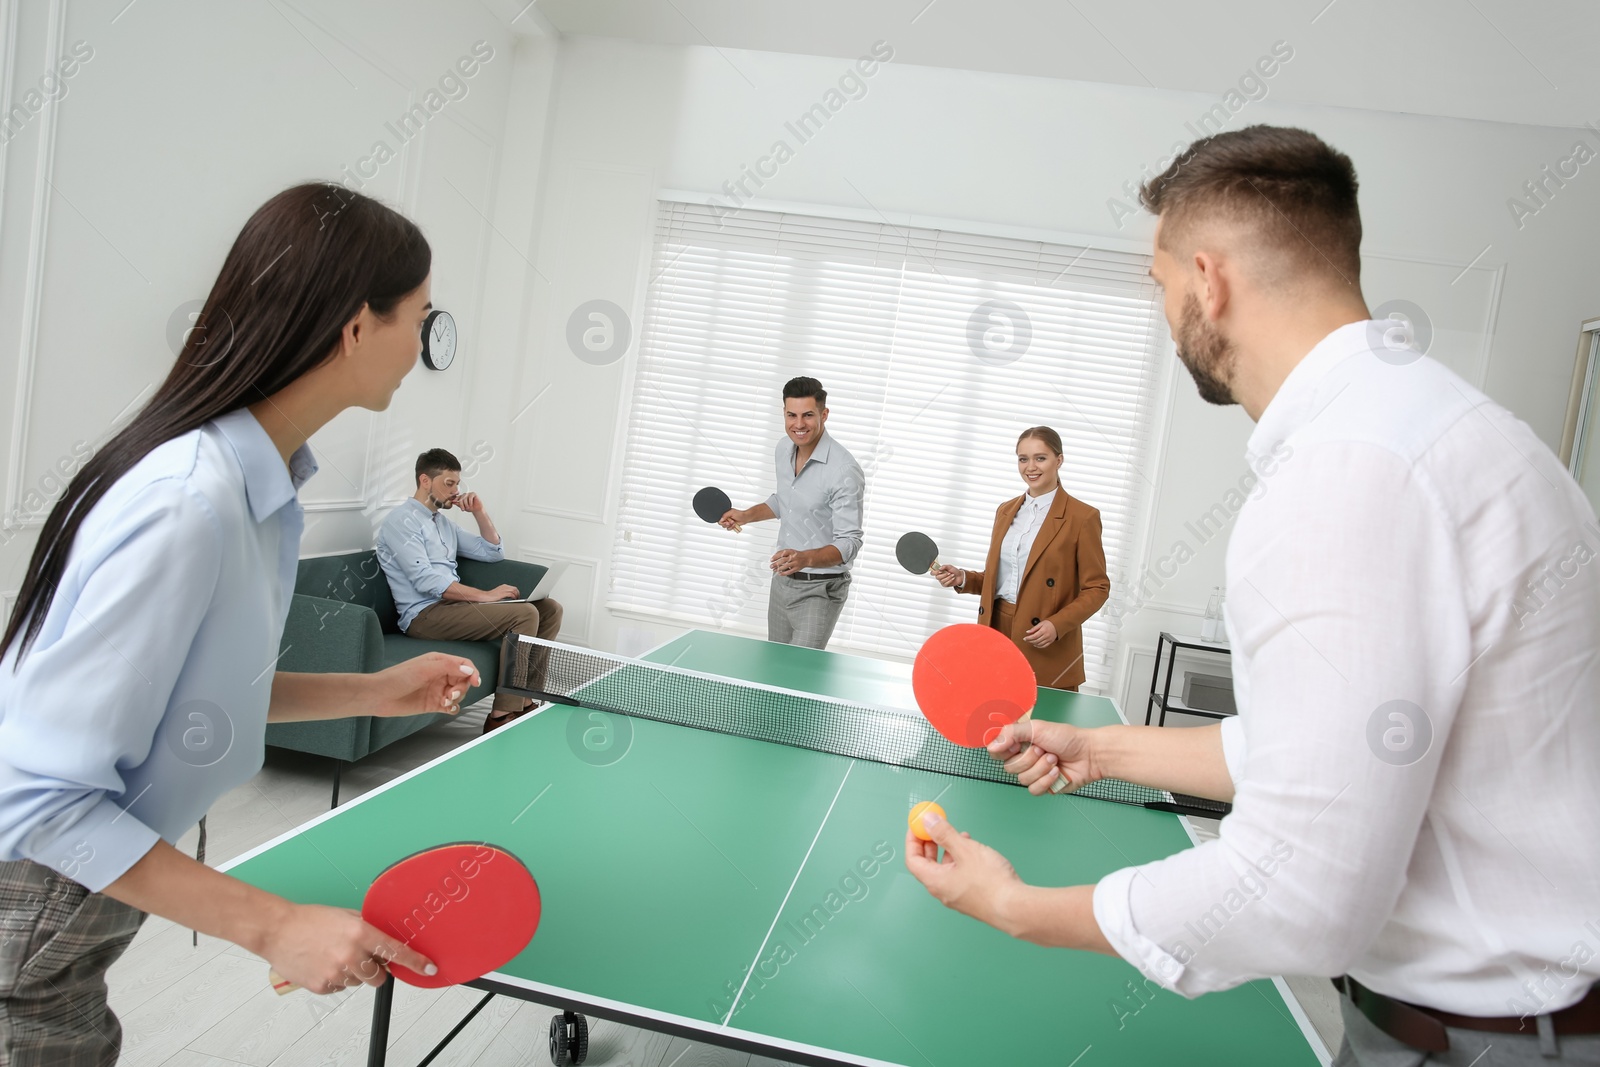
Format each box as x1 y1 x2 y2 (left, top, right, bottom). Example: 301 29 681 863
1093 322 1600 1016
995 488 1056 603
0 409 315 892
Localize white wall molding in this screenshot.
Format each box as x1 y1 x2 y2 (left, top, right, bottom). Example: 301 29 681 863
0 0 19 265
1124 600 1207 619
1361 248 1504 390
300 499 371 514
434 105 503 466
494 32 565 525
4 0 67 521
275 2 421 519
521 503 608 524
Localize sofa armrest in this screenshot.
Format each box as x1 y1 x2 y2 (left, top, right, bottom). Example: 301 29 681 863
456 557 549 599
279 594 384 675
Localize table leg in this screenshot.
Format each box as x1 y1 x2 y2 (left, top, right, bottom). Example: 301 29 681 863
367 974 395 1067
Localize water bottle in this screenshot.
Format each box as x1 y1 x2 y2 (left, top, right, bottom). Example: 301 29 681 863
1201 586 1224 642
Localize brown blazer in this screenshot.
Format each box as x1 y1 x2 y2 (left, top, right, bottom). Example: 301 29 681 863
957 490 1110 690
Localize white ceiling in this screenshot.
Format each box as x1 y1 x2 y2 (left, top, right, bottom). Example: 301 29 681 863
511 0 1598 130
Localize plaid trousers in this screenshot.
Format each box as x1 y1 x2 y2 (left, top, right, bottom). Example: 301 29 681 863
767 573 851 650
0 860 146 1067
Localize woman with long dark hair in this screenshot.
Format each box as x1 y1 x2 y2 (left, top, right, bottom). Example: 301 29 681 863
931 426 1110 691
0 183 479 1063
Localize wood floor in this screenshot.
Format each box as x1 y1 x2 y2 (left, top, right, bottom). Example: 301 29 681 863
104 699 1343 1066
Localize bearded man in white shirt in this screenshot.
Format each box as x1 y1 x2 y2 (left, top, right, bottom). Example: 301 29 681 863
905 124 1600 1065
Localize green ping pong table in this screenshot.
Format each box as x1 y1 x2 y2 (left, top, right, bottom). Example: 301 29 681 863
223 630 1329 1067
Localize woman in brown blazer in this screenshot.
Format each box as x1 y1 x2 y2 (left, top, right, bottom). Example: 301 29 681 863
932 427 1110 691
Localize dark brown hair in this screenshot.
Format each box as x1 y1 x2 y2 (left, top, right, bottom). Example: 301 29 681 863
1140 125 1361 290
782 376 827 409
3 182 431 663
1016 426 1063 456
415 448 461 484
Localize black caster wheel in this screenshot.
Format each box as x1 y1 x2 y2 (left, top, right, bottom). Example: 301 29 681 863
572 1013 589 1064
549 1015 567 1066
550 1011 589 1066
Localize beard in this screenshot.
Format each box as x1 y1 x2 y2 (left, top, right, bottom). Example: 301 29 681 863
1174 291 1238 407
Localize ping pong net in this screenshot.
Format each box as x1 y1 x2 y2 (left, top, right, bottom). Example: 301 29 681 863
500 636 1230 819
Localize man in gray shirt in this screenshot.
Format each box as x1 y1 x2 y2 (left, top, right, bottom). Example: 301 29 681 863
719 377 865 649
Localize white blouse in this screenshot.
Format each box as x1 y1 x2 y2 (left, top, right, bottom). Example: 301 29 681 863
995 487 1056 603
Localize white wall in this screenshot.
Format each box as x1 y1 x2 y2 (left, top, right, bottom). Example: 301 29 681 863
480 35 1600 699
0 0 532 611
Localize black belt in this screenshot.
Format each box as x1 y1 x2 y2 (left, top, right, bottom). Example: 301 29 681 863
1333 975 1600 1052
783 570 846 582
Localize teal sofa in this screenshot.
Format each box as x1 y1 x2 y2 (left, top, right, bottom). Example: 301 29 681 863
267 550 548 805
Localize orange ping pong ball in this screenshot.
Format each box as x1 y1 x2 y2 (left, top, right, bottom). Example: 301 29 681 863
909 801 946 841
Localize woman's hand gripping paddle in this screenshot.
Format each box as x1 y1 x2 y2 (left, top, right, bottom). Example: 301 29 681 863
268 842 540 994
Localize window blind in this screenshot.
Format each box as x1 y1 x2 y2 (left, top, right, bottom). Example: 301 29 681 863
608 201 1166 693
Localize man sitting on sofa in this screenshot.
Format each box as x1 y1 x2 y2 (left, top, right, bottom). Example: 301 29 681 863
376 448 563 733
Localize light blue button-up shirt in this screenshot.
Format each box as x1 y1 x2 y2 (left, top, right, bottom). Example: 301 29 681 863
764 432 866 574
0 408 315 892
375 498 504 631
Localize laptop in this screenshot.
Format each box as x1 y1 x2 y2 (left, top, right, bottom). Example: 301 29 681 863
495 561 567 603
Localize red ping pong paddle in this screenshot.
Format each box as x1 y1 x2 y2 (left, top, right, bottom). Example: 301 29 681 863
911 623 1072 795
269 842 540 994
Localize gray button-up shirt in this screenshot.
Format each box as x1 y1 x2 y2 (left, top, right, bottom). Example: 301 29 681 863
764 432 865 574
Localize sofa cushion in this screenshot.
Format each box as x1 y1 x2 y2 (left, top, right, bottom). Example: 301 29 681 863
295 551 401 633
360 706 453 755
279 594 383 676
378 633 501 705
362 634 504 752
264 716 365 762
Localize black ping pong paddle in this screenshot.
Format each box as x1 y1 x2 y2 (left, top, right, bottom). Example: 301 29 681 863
693 487 741 532
895 532 941 574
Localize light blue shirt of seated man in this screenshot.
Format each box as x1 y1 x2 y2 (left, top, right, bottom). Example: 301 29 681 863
375 498 504 632
0 408 315 892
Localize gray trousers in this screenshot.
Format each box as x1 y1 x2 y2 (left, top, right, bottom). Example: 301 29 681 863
0 860 146 1067
767 573 850 649
1334 990 1600 1065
